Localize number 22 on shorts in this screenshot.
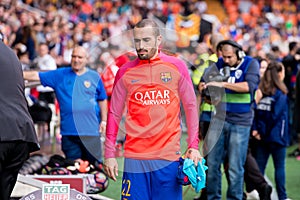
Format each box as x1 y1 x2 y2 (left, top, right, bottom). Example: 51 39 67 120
122 179 131 199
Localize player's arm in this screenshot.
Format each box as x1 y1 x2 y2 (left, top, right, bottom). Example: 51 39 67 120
98 99 108 134
208 81 249 92
23 71 41 88
104 70 126 181
178 59 202 165
205 59 260 94
23 71 40 82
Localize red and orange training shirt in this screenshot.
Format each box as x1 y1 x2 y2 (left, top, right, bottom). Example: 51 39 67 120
105 51 199 161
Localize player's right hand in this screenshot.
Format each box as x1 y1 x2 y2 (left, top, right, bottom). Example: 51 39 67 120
104 158 118 181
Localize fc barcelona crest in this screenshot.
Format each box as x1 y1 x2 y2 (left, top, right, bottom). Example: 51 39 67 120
84 80 91 88
160 72 172 83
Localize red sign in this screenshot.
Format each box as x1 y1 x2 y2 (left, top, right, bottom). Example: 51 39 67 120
27 175 87 193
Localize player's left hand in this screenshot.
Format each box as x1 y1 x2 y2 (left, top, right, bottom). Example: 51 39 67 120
104 158 118 181
184 148 202 166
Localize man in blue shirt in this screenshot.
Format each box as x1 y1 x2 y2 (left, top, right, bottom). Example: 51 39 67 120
24 46 108 166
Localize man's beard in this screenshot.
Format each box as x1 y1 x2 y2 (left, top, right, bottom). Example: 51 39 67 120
138 53 149 60
137 48 157 60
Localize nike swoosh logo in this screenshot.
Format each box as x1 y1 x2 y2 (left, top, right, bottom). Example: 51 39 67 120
131 79 139 83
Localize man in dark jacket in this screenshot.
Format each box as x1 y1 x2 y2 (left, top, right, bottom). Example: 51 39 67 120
0 40 40 200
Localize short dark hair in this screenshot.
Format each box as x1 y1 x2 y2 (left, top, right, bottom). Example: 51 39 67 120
134 19 160 37
271 45 279 52
289 41 297 51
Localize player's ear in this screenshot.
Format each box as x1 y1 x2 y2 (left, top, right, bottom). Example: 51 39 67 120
157 35 162 46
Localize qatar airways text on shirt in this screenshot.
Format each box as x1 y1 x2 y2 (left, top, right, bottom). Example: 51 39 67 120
133 89 171 105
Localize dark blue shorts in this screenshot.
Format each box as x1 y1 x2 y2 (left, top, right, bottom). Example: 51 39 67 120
121 158 182 200
61 135 102 165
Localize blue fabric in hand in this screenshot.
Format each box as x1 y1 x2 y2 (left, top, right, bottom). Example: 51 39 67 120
182 158 208 193
177 157 191 185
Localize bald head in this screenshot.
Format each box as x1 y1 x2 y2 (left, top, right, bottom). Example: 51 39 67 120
71 46 88 74
73 46 88 58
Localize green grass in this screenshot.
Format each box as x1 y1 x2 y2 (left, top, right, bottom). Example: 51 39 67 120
101 133 300 199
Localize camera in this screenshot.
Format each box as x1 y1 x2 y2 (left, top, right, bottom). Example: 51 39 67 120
201 64 230 105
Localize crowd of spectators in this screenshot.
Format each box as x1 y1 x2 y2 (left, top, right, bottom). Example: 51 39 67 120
220 0 300 56
0 0 190 72
1 0 300 144
0 0 299 68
